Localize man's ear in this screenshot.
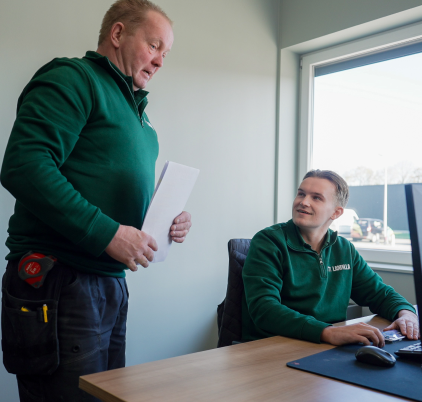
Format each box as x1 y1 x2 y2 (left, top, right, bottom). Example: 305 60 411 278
110 22 125 49
331 206 344 221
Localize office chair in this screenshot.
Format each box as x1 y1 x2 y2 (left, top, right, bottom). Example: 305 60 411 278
217 238 251 348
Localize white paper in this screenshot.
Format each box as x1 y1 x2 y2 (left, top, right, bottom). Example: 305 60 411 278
141 161 199 263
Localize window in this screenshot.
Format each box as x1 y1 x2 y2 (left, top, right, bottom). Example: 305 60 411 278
299 22 422 266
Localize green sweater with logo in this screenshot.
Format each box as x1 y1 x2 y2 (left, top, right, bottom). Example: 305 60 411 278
242 220 415 343
0 51 159 277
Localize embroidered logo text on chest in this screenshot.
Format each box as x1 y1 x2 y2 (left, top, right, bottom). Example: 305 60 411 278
327 264 351 272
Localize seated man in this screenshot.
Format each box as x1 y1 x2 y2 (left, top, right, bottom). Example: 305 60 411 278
242 169 419 346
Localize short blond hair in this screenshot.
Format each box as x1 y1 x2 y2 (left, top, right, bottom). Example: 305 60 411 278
98 0 172 46
303 169 349 208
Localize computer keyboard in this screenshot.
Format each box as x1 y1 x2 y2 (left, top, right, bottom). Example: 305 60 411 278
395 342 422 360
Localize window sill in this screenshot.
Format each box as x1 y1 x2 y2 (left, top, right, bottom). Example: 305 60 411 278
368 262 413 274
357 248 412 266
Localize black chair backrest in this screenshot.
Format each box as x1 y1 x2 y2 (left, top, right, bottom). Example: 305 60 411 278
217 239 251 348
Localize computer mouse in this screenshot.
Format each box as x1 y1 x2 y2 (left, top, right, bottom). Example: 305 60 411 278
355 345 396 367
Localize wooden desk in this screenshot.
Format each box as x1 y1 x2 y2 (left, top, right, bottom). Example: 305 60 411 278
80 315 409 401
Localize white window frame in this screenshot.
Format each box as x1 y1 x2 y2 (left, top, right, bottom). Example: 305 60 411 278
298 21 422 266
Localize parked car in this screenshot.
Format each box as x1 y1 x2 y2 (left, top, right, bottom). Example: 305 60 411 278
352 218 396 245
330 209 359 238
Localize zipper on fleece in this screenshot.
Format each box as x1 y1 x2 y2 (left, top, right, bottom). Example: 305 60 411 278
318 255 326 278
317 238 332 278
106 60 144 126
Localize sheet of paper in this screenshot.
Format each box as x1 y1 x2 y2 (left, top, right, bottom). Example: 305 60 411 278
141 161 199 263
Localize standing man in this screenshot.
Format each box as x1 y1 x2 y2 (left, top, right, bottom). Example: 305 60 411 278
1 1 191 401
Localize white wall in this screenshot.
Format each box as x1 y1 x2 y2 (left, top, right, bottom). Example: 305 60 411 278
128 0 279 363
0 0 278 400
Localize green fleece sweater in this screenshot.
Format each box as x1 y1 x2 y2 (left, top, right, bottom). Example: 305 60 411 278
0 51 159 277
242 220 415 343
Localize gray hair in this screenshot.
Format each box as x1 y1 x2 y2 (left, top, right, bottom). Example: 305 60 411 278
98 0 172 46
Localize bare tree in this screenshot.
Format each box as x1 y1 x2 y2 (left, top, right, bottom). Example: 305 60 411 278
410 167 422 183
388 161 415 184
343 166 384 186
341 162 422 186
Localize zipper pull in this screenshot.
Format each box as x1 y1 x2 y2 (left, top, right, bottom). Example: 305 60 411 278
319 256 327 277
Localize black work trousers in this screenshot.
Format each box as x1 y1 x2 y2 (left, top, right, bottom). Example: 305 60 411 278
1 259 128 402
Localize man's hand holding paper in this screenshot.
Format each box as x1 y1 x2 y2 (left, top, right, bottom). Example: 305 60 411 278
105 210 192 271
170 211 192 243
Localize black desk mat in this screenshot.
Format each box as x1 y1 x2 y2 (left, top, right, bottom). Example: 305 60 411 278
287 339 422 401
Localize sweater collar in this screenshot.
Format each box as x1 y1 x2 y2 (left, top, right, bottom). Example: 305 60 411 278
285 219 337 253
84 51 149 105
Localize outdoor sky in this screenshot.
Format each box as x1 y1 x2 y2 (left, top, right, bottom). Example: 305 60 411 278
312 52 422 177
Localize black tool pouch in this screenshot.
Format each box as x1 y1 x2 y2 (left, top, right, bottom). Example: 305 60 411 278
1 263 63 376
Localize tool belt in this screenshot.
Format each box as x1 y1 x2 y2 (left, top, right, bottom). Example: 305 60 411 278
1 256 63 376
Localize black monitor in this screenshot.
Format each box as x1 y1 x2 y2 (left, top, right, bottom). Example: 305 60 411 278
405 184 422 338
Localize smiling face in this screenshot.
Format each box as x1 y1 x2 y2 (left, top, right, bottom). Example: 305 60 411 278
116 10 173 90
292 177 344 235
